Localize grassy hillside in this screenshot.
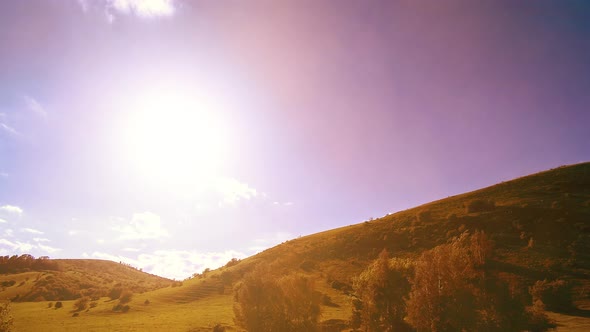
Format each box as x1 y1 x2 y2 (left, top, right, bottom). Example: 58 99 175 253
7 162 590 331
0 259 172 302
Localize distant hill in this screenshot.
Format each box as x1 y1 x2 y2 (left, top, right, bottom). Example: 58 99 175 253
0 258 172 302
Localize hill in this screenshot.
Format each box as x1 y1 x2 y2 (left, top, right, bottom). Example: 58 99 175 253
0 258 172 302
6 162 590 331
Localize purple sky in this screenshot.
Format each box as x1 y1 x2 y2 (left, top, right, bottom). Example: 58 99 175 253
1 0 589 279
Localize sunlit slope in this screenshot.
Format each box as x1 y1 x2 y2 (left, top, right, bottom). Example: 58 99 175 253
240 163 590 283
9 162 590 331
0 259 172 302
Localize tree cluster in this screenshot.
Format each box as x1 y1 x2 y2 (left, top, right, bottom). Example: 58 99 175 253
0 255 59 273
352 231 555 332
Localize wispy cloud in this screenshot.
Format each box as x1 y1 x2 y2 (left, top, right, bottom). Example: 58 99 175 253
0 218 6 223
78 0 176 22
0 172 8 178
37 243 61 253
22 95 47 118
112 211 169 240
21 228 44 235
0 122 19 136
0 205 23 216
33 237 50 242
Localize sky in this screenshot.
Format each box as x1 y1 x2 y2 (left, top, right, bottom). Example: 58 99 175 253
0 0 589 280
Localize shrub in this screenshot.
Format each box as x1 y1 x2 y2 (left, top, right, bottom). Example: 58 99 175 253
0 301 14 332
73 296 90 312
47 302 53 308
212 323 225 332
466 199 495 213
121 305 130 313
119 290 133 305
224 258 240 268
109 287 123 300
530 279 574 312
72 313 79 317
417 210 431 222
144 299 150 305
54 301 63 309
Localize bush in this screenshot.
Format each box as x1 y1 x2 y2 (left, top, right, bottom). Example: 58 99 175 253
417 210 431 222
212 323 225 332
530 279 574 312
144 299 150 305
119 290 133 305
47 302 53 308
466 199 495 213
109 286 123 300
73 296 90 312
54 301 63 309
224 258 240 268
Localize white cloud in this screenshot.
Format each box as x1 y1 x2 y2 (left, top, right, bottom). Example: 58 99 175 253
0 218 6 223
0 238 34 252
137 249 247 280
22 95 47 118
3 229 13 237
0 237 60 254
89 249 247 280
215 177 258 206
21 228 44 235
112 211 169 240
0 172 8 178
78 0 176 21
0 205 23 216
123 247 141 252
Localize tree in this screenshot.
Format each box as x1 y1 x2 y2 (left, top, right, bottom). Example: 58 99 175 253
405 231 536 332
0 301 14 332
233 265 321 332
352 250 413 331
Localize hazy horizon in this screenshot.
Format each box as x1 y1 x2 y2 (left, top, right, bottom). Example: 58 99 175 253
1 0 589 279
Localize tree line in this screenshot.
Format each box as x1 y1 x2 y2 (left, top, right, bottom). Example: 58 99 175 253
233 231 561 331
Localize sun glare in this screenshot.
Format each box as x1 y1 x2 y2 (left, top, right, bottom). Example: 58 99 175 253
123 91 230 186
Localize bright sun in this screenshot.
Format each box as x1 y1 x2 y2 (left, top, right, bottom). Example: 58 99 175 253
123 90 230 186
